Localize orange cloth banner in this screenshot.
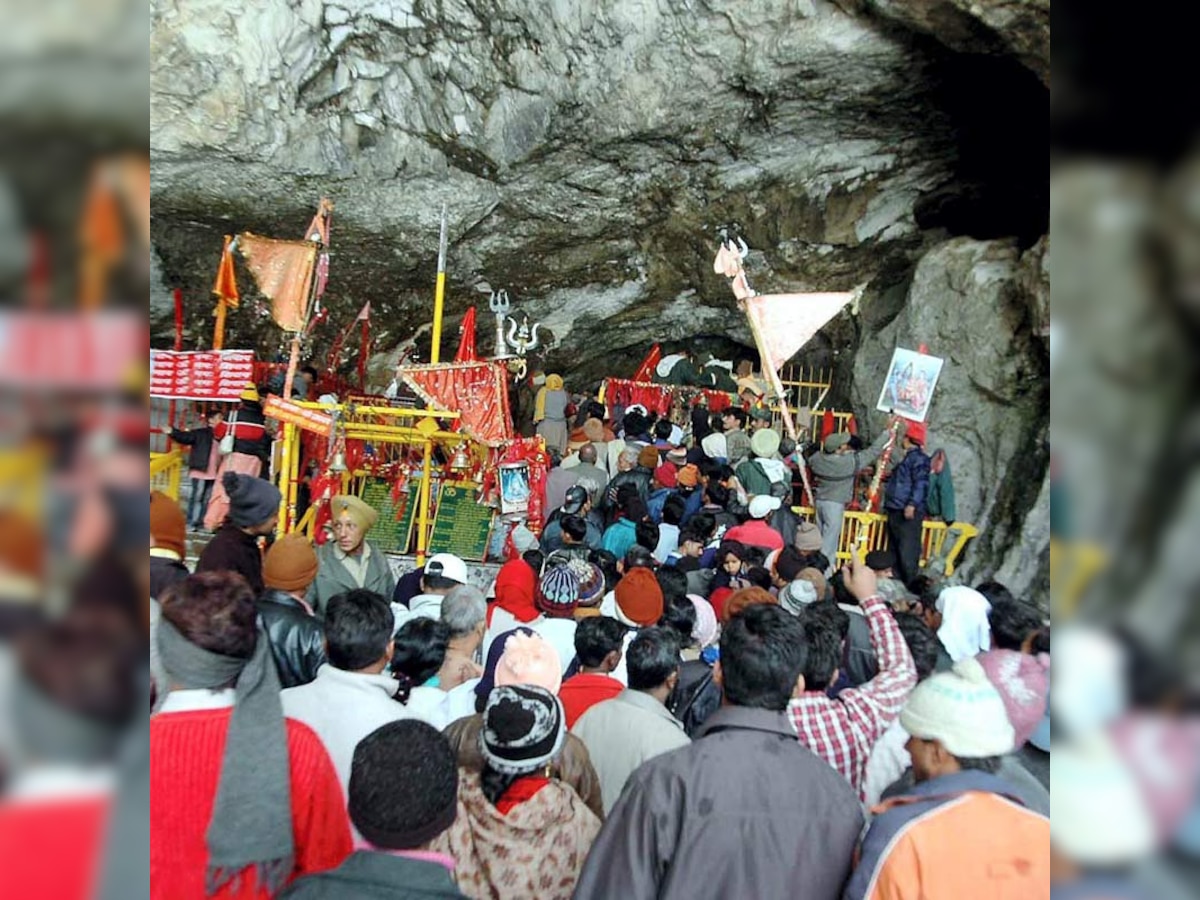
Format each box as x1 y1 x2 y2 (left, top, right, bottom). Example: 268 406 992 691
742 291 854 371
238 233 317 332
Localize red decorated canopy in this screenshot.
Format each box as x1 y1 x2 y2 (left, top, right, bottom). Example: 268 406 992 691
399 361 514 446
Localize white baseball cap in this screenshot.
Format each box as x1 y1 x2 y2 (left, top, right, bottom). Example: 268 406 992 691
425 553 468 585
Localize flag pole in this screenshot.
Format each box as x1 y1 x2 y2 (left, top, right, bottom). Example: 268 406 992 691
430 204 448 364
417 204 448 564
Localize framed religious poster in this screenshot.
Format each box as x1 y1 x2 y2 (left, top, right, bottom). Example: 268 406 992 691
498 462 531 515
876 347 944 422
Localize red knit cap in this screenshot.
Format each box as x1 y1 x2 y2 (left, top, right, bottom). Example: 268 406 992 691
654 463 677 489
614 567 664 626
721 587 778 624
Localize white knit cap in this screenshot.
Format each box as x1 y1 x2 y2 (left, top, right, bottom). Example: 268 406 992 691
1051 737 1155 865
899 658 1015 757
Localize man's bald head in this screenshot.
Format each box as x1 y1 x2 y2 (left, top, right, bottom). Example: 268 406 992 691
579 444 598 464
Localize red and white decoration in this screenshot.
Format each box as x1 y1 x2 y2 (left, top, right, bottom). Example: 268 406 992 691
149 349 256 401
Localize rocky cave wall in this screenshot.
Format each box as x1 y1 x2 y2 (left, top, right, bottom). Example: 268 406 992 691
150 0 1049 599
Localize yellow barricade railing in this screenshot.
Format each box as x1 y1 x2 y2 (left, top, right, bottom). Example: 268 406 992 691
794 507 978 576
150 450 184 501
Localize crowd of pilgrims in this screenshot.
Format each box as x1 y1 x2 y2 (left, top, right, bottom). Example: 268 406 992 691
145 393 1059 900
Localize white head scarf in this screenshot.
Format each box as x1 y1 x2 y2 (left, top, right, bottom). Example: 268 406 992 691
935 586 992 662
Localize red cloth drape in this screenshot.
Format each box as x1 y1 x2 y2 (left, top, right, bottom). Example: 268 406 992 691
400 361 514 446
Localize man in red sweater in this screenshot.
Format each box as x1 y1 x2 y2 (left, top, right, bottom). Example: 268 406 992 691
724 495 785 553
151 572 350 899
559 615 627 727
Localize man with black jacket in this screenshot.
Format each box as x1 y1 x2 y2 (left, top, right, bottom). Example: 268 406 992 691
161 409 223 529
258 533 326 688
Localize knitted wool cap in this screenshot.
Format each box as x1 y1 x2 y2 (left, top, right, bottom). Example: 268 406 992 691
794 521 822 552
349 720 458 850
262 533 319 592
677 464 699 488
778 579 818 615
899 658 1015 758
536 565 580 617
654 463 678 488
665 447 688 466
494 632 563 693
637 445 661 469
796 567 827 603
977 649 1050 750
614 566 664 627
823 432 851 453
865 549 896 572
222 472 281 527
1050 737 1155 866
721 587 778 624
750 428 781 459
479 684 566 776
568 559 605 606
149 490 187 557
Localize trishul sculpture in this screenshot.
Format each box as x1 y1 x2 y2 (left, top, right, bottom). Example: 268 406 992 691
488 289 511 359
505 312 541 360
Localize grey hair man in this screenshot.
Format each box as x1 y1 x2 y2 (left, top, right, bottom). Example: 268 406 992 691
440 584 487 666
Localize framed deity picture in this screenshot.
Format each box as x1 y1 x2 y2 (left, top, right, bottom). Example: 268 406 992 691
876 347 944 422
498 462 531 515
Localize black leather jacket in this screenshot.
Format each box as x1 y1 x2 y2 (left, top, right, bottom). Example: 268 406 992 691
257 590 326 688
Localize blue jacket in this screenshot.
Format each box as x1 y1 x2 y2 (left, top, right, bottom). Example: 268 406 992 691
601 518 639 559
884 446 931 512
647 488 673 524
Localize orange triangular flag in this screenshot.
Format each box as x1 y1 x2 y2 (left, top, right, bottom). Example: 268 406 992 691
212 236 240 309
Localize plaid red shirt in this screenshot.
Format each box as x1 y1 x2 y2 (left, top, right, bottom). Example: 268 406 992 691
787 594 917 798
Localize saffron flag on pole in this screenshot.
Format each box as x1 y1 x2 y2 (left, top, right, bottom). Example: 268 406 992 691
238 233 317 332
742 291 855 372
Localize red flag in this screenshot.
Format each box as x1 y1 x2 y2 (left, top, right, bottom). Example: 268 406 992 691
821 409 835 443
356 303 372 387
455 307 479 362
632 344 661 382
845 414 858 436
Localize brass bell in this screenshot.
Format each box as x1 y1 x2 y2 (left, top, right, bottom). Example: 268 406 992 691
328 450 349 474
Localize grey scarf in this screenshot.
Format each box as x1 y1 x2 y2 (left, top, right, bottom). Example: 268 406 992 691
157 619 294 895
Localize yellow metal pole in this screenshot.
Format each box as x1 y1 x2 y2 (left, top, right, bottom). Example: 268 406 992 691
276 423 291 534
416 442 434 564
287 423 301 532
430 203 448 365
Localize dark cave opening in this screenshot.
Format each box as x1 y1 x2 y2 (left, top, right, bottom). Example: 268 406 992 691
914 50 1049 249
